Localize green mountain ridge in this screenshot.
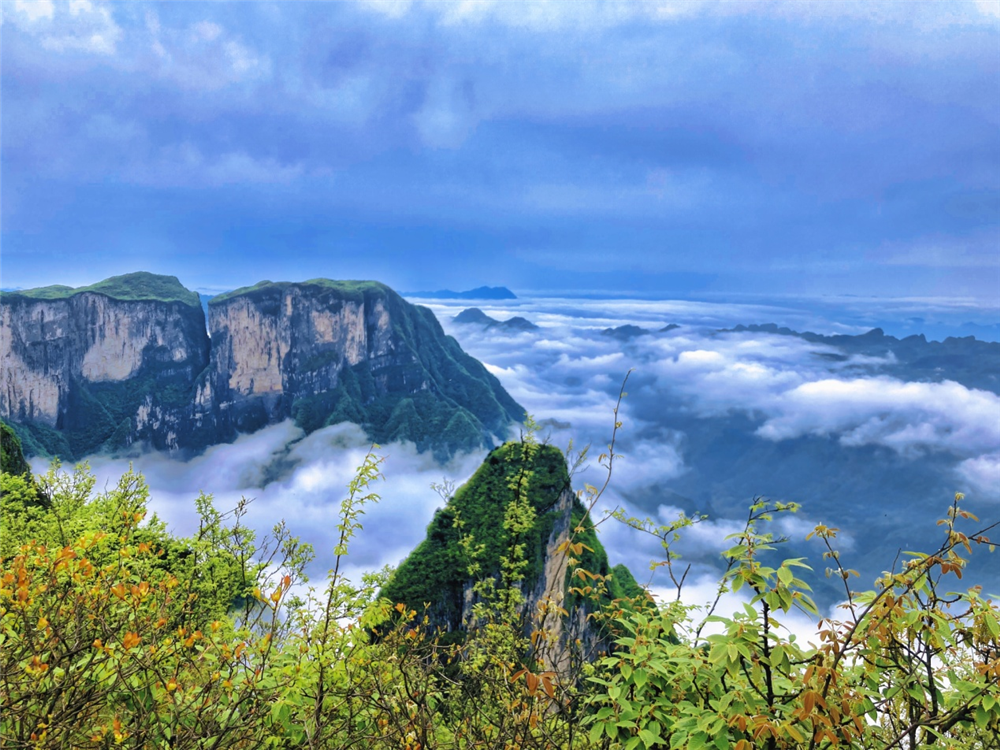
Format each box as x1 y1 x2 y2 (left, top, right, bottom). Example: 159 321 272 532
6 271 201 307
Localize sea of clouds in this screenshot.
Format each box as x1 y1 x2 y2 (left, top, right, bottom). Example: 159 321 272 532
36 295 999 641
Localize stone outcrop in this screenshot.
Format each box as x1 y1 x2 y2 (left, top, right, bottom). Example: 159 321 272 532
1 274 523 460
381 442 644 675
2 277 209 455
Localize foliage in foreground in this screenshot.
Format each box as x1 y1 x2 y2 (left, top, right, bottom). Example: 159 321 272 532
2 433 999 748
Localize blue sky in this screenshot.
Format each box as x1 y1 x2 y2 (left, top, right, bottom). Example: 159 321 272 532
2 0 998 301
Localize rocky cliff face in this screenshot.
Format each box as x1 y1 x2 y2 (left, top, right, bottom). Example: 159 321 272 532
2 274 522 460
2 276 209 457
200 279 522 456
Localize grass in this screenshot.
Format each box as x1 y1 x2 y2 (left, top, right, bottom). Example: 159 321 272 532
210 279 391 305
8 272 200 307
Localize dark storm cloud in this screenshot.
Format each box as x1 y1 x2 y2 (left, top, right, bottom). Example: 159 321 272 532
2 0 998 299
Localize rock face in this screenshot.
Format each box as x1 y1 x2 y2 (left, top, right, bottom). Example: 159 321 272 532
2 275 209 457
381 442 643 673
1 274 523 460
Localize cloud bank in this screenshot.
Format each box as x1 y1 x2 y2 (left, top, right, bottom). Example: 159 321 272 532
32 297 996 611
3 1 997 300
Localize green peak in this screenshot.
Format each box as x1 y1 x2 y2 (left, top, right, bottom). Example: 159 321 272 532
210 278 392 305
9 272 199 307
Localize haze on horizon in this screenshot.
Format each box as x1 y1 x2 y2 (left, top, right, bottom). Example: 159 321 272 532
2 0 998 305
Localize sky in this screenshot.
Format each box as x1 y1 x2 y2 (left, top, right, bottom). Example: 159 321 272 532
2 0 999 301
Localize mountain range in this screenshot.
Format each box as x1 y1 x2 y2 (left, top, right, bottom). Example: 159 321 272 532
402 286 517 300
1 273 523 461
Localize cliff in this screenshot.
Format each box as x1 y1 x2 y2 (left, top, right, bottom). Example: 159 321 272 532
380 442 643 672
1 274 523 460
204 280 523 457
2 273 209 457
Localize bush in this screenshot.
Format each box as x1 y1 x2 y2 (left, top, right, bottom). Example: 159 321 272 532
2 433 998 748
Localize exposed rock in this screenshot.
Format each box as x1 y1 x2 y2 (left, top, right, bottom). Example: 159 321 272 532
2 275 524 461
2 277 209 456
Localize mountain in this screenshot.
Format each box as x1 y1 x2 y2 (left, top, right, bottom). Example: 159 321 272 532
2 273 210 458
1 420 32 478
403 286 517 300
381 441 643 670
601 324 652 340
2 273 523 461
453 307 539 332
725 323 1000 393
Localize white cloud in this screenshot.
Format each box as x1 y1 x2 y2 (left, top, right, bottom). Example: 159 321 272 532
425 298 1000 465
192 20 223 42
878 232 1000 269
14 0 122 55
13 0 55 23
140 12 270 90
40 422 489 587
975 0 1000 19
357 0 415 20
957 453 1000 500
128 143 306 188
412 78 479 149
358 0 998 31
758 378 1000 456
224 40 264 76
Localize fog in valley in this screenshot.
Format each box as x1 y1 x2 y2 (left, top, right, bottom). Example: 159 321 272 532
40 294 1000 642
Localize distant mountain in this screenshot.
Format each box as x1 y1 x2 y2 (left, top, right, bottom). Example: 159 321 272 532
2 273 523 461
602 324 652 340
403 286 517 300
724 323 1000 393
453 307 539 332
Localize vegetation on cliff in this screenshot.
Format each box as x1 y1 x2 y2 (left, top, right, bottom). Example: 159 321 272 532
209 278 390 305
382 440 641 633
6 272 201 307
1 420 32 478
1 434 998 748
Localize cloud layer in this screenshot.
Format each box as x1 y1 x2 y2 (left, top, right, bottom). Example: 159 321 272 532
3 1 998 300
33 297 998 609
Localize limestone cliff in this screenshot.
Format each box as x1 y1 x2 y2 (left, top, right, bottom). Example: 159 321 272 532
2 274 522 460
1 273 209 457
202 279 522 456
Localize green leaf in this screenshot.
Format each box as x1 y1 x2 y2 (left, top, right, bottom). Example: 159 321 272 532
634 669 648 690
975 705 989 728
590 722 605 744
640 728 665 748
